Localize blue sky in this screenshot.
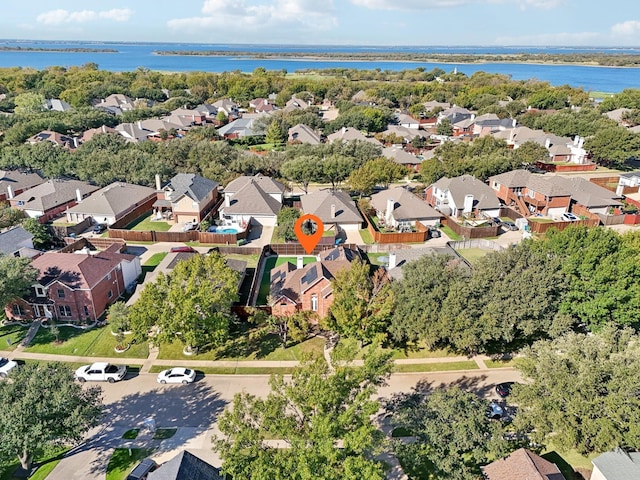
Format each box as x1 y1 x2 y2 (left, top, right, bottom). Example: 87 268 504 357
2 0 640 46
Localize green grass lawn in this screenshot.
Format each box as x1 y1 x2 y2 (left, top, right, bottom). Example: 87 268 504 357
0 324 28 351
24 325 149 358
367 253 389 266
127 213 172 232
222 253 259 269
541 446 596 480
143 252 168 267
335 339 455 360
152 428 177 440
157 331 325 361
122 429 139 440
456 248 489 265
484 358 517 368
0 447 69 480
440 225 462 240
393 361 478 373
528 217 555 223
106 448 153 480
256 255 316 305
359 228 374 244
149 365 297 375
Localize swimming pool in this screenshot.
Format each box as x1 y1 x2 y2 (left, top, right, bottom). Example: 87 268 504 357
208 226 239 234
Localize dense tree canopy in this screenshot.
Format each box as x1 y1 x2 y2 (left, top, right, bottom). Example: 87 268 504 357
0 254 38 309
0 363 102 471
214 349 393 480
128 252 239 350
513 327 640 454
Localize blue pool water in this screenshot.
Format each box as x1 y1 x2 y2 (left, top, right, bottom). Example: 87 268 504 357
212 227 239 234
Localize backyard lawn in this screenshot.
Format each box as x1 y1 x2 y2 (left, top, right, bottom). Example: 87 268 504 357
440 225 462 240
127 213 172 232
456 247 490 264
256 255 316 305
106 448 153 480
359 228 374 244
157 330 325 362
24 325 149 358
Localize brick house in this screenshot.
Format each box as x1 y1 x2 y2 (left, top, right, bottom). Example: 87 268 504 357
425 174 501 219
482 448 566 480
5 244 141 323
269 246 361 319
153 173 219 224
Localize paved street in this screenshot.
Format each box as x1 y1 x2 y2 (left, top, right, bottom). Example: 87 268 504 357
44 368 521 480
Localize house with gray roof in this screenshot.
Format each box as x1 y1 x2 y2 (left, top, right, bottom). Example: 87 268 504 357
386 246 458 281
153 173 219 224
371 186 441 230
0 226 35 257
65 182 156 226
26 130 79 150
548 176 623 215
147 451 223 480
0 170 45 202
300 189 364 232
591 448 640 480
217 113 268 139
288 123 322 145
9 179 100 223
220 174 285 227
426 174 501 219
212 98 239 118
115 122 152 143
44 98 72 112
327 127 383 146
382 146 421 170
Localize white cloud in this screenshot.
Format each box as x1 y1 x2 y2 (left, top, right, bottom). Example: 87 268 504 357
168 0 336 32
36 8 133 25
611 20 640 36
350 0 565 9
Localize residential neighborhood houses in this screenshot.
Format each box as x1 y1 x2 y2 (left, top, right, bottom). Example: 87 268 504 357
2 68 640 480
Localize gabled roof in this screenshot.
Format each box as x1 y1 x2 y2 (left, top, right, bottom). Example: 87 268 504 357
387 246 454 281
327 127 382 146
383 125 430 141
547 176 622 207
11 179 99 212
166 173 219 203
147 451 223 480
81 125 116 143
224 181 282 216
0 170 45 197
300 190 363 225
482 448 566 480
432 175 501 210
371 186 441 221
382 146 421 165
288 123 322 144
44 98 72 112
66 182 156 218
115 122 151 142
217 115 265 137
31 248 134 290
138 118 184 134
592 448 640 480
26 130 78 149
489 169 571 198
0 226 33 256
225 174 285 195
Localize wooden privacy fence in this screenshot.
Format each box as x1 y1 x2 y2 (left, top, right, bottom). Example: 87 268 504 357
108 223 250 244
440 215 501 239
360 207 430 244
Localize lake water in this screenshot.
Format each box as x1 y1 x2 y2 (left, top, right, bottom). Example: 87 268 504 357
1 40 639 92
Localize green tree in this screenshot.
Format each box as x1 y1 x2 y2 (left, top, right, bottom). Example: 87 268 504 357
214 349 393 480
265 118 287 145
326 261 394 345
280 156 321 194
0 255 38 310
266 310 312 348
321 155 356 191
512 327 640 454
13 92 46 114
0 362 102 471
0 207 25 229
21 217 51 249
391 386 515 480
436 118 453 136
128 252 239 351
585 126 640 169
274 206 301 242
107 301 130 334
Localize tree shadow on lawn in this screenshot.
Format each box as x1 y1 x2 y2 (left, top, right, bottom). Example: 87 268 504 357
70 382 226 476
211 324 284 360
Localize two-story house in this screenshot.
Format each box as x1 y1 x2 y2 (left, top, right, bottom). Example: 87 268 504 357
0 169 46 202
220 174 285 227
269 246 361 319
425 174 501 219
153 173 219 224
5 244 141 322
371 186 441 230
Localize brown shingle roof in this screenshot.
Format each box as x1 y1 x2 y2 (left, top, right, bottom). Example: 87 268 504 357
300 190 363 225
482 448 566 480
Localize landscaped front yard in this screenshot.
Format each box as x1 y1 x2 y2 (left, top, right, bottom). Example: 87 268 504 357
0 324 28 351
24 325 149 358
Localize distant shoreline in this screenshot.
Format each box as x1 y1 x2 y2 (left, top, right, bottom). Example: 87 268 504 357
0 46 118 53
154 50 640 68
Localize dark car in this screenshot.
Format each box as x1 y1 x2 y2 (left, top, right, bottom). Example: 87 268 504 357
170 246 197 253
428 227 441 239
126 458 158 480
495 382 515 398
93 223 107 234
501 221 518 231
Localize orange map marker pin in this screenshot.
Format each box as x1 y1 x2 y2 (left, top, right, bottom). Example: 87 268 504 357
294 214 324 254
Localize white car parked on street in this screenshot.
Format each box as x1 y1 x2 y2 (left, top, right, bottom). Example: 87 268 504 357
0 357 17 378
156 367 196 384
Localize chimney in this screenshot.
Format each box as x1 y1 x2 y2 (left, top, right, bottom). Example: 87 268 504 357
155 174 162 191
297 255 304 269
578 137 585 148
512 119 516 128
6 185 13 199
137 121 142 129
385 198 394 223
341 126 346 134
388 252 397 270
463 194 474 214
616 183 624 196
76 188 83 203
544 138 551 149
224 195 231 208
331 204 336 219
573 135 579 146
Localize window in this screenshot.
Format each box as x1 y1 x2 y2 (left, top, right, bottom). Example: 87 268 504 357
108 290 113 299
311 294 318 312
58 305 72 317
83 306 90 317
11 304 22 316
34 286 45 297
57 289 65 299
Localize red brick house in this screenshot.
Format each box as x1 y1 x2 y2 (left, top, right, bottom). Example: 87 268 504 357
5 244 141 323
269 247 361 319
